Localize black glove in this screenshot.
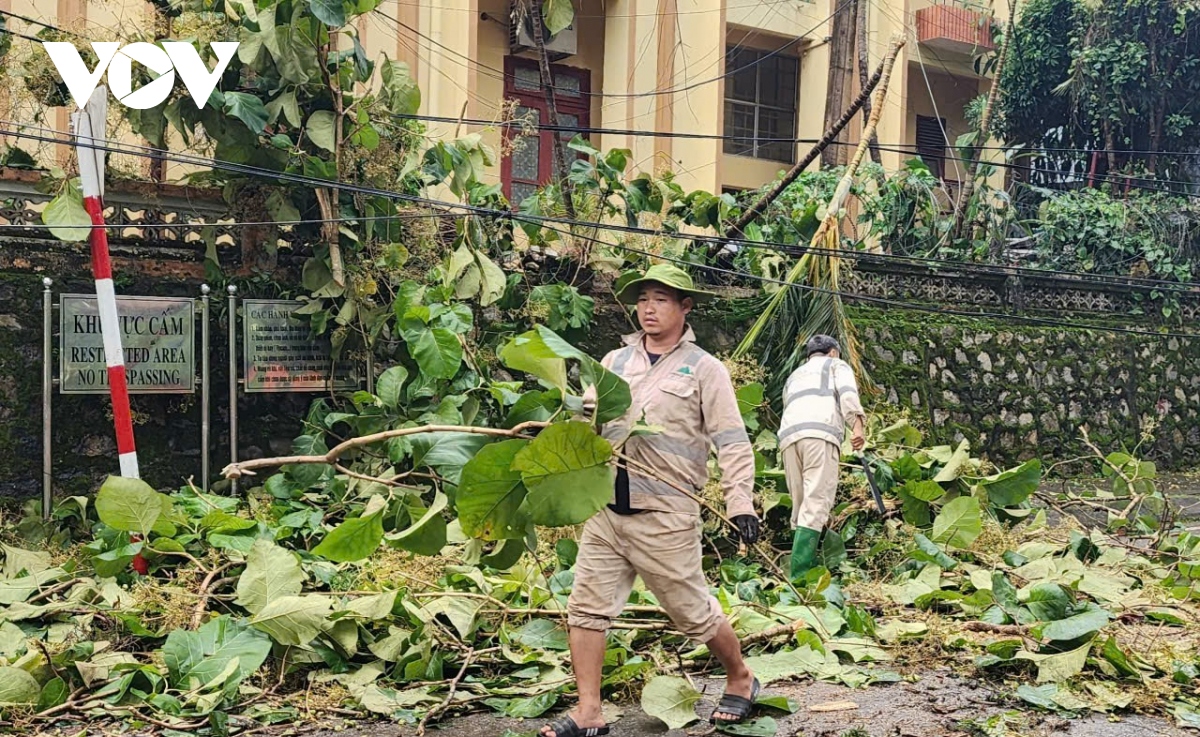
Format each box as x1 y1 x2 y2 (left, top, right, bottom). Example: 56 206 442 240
732 515 760 545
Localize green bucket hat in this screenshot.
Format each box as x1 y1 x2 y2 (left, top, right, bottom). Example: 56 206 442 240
613 264 715 305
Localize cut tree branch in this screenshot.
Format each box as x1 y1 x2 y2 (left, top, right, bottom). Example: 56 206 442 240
712 39 899 256
221 421 550 478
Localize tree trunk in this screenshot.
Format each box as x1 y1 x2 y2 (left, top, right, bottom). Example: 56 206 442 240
317 39 345 286
821 0 857 169
856 0 881 165
526 0 576 220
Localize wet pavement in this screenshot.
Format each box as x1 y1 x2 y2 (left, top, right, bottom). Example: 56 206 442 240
277 670 1192 737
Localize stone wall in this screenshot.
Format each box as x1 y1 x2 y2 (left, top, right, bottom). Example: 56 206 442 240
0 171 310 500
853 307 1200 470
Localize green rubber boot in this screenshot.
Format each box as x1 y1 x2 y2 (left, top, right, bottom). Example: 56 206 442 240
790 526 822 581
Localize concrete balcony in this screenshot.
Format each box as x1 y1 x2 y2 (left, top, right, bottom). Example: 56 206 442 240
915 4 994 56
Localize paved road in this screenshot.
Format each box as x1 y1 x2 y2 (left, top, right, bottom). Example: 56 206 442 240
278 670 1190 737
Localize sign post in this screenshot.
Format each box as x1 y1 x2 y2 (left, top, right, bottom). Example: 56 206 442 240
42 278 52 520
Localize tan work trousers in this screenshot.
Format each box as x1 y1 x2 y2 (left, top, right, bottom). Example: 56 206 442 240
567 508 724 644
783 437 841 530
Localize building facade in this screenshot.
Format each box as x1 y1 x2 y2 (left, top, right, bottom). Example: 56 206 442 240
0 0 1006 200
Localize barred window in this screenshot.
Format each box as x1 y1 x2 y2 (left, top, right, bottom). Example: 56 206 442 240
723 47 799 163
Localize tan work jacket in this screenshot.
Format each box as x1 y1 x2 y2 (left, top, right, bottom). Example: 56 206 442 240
779 355 865 450
599 327 757 519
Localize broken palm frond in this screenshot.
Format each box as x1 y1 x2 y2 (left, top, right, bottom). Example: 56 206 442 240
731 35 905 396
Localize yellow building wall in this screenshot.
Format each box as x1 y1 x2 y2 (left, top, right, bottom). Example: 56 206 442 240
0 0 1012 198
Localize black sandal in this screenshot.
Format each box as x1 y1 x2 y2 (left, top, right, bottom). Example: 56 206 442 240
710 677 762 725
539 715 610 737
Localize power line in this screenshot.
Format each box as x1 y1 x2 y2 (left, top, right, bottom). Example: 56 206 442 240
392 111 1200 169
9 120 1188 339
0 210 463 231
372 2 849 101
0 26 47 44
393 0 801 20
3 121 1198 295
536 219 1200 340
0 9 77 37
394 106 1200 202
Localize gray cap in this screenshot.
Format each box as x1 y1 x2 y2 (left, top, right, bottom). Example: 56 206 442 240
805 334 840 357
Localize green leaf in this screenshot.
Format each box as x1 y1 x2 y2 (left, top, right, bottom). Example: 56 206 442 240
735 382 764 430
1015 640 1094 683
306 110 338 152
505 390 562 428
542 0 575 35
1100 636 1141 679
754 695 799 714
411 432 490 473
717 716 778 736
343 591 398 620
265 89 301 127
408 327 463 379
310 0 347 26
912 533 957 569
418 596 480 639
377 366 409 409
36 677 68 711
931 496 982 549
250 595 332 646
476 250 507 306
0 667 40 705
902 480 945 502
1016 684 1076 713
313 507 385 562
235 540 305 615
1173 702 1200 729
641 676 701 730
457 440 531 540
932 439 972 482
488 692 559 718
95 476 161 535
381 58 421 115
42 182 91 242
388 492 449 556
360 685 437 715
1034 605 1109 642
2 545 51 576
1023 583 1072 622
580 357 631 424
512 619 569 651
874 620 928 643
163 615 272 689
223 91 269 134
977 459 1042 507
499 330 568 390
992 572 1021 620
480 538 526 570
513 423 613 527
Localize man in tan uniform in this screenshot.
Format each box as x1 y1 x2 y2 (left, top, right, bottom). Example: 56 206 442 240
540 265 760 737
778 334 865 580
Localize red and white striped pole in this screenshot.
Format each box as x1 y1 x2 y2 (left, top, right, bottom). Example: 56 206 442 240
72 87 139 481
